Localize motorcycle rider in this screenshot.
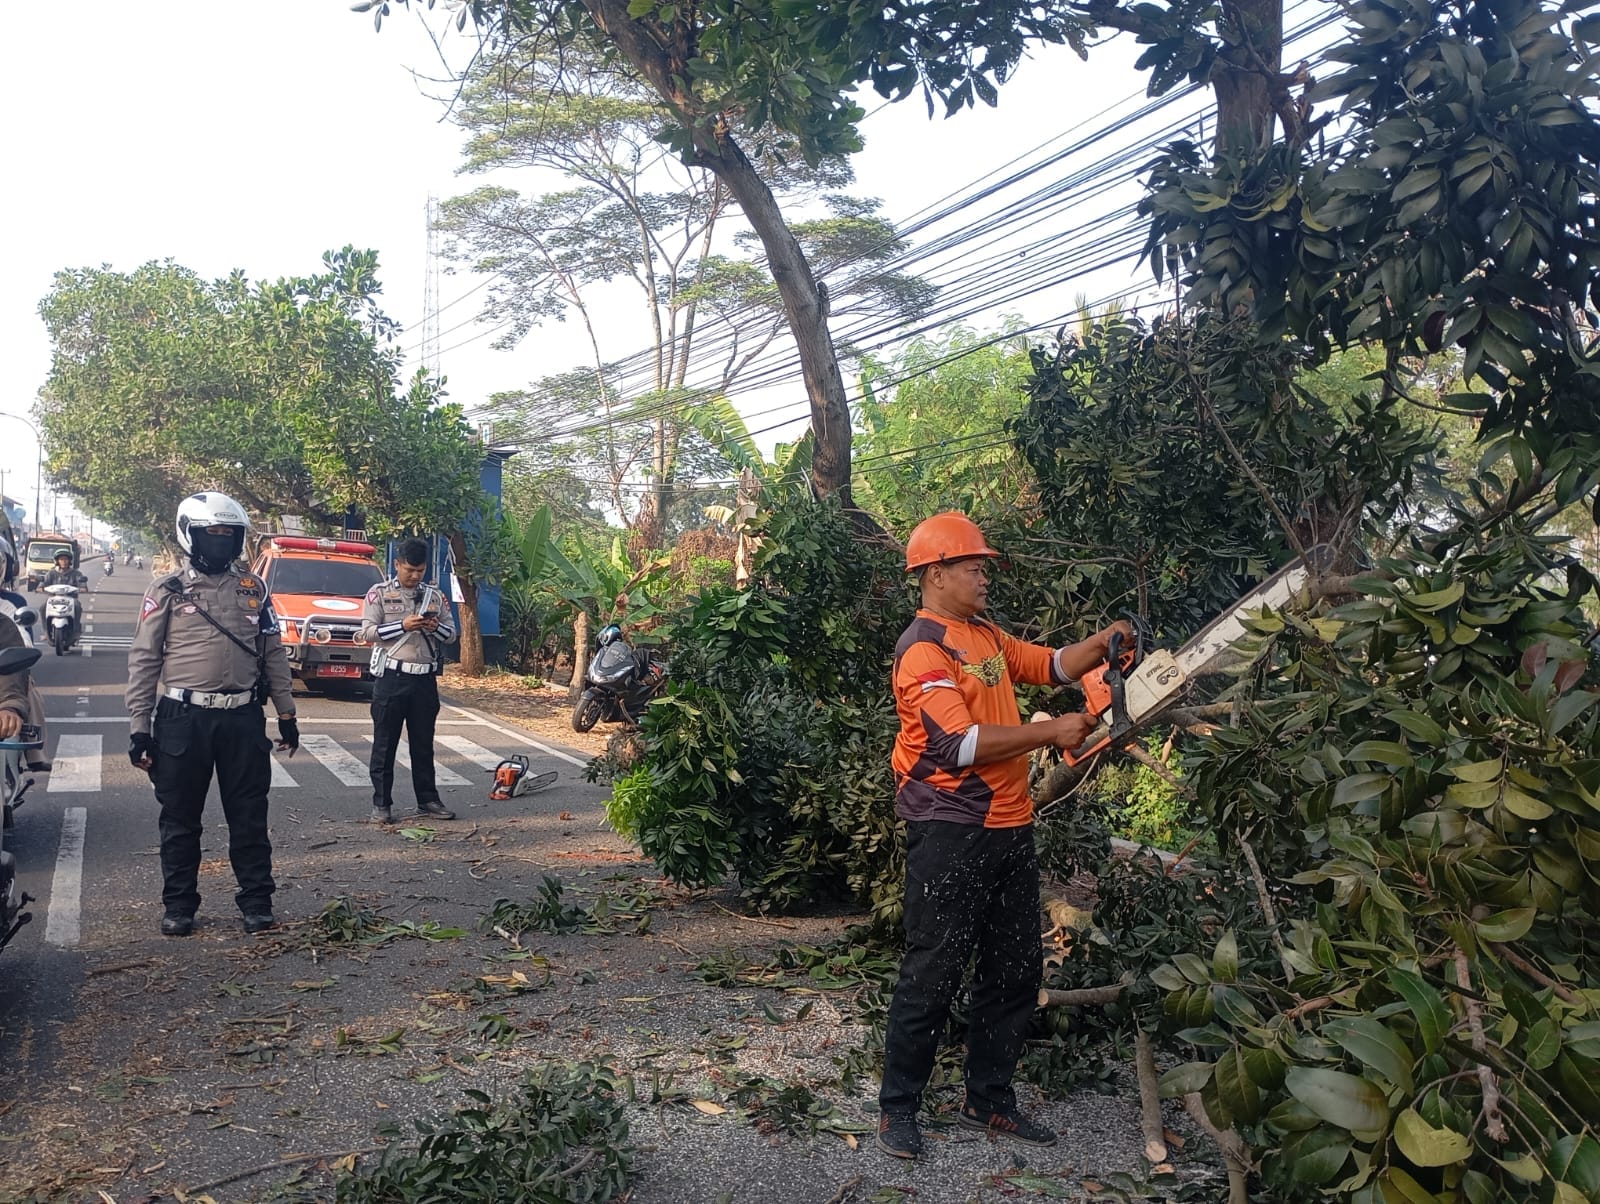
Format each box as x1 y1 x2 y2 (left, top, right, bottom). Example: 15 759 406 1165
125 492 299 937
42 550 86 590
103 553 114 576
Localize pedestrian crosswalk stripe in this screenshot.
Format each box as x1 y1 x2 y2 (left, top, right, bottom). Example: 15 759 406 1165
271 756 299 788
437 735 505 772
50 735 103 793
361 734 469 786
298 733 370 787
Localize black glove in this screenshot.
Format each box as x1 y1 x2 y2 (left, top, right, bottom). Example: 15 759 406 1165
129 732 157 772
276 717 300 755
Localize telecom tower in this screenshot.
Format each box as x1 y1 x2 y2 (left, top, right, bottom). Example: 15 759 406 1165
422 194 442 380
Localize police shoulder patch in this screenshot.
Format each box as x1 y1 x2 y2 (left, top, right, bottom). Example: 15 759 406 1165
140 595 159 621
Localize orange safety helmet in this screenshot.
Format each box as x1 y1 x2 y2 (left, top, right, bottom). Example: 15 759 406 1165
904 512 1002 572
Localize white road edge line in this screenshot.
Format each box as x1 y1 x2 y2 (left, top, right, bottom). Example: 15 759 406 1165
442 704 588 768
44 807 87 948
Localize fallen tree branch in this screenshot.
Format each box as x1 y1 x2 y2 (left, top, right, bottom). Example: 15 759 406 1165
1136 1031 1168 1163
1238 836 1296 984
710 900 796 930
1454 949 1509 1143
1038 974 1133 1008
1487 941 1581 1005
1182 1093 1251 1204
1122 741 1192 796
1284 995 1334 1021
185 1145 385 1194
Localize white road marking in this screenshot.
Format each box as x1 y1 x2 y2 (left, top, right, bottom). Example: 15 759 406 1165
362 734 469 785
44 807 87 948
443 705 588 768
437 734 507 771
84 625 94 634
270 756 299 788
298 733 370 787
82 644 91 658
49 735 103 792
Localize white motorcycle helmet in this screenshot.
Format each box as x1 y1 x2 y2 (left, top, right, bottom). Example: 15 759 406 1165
175 491 251 574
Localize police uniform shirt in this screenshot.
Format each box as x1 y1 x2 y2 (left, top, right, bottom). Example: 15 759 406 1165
125 566 297 736
359 579 456 667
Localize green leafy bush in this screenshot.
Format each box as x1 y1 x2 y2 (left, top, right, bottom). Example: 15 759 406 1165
1150 519 1600 1202
337 1060 631 1203
620 495 914 914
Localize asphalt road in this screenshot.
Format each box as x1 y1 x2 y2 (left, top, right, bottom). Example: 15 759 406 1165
0 566 584 1088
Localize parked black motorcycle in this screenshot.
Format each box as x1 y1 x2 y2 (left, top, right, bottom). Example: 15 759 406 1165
0 644 44 954
571 624 666 732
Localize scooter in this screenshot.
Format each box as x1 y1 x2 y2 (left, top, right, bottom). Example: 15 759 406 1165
571 625 666 732
0 644 44 954
102 560 114 578
42 584 82 656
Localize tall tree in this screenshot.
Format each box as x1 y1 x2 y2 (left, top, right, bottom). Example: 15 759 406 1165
358 0 1047 503
438 48 930 542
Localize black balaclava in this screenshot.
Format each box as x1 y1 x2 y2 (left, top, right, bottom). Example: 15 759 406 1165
189 527 245 575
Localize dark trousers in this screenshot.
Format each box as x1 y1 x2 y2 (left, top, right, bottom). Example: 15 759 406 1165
879 820 1042 1116
368 671 441 810
152 697 275 917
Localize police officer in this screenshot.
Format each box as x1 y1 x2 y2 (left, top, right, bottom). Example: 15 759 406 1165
361 538 456 825
125 492 299 937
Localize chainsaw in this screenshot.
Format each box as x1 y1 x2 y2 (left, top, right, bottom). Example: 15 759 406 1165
489 755 559 801
1060 555 1314 766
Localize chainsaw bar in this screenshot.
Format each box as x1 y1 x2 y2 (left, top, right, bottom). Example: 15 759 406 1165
1068 556 1313 757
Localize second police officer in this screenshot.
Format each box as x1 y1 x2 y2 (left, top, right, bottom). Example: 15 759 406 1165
126 492 299 937
361 538 457 826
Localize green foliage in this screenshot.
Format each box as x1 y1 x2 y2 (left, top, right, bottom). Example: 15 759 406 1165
853 324 1036 535
1147 506 1600 1200
1142 0 1600 460
336 1060 631 1204
482 877 657 937
1081 739 1193 850
1009 309 1434 644
36 249 481 539
621 494 913 913
301 897 468 949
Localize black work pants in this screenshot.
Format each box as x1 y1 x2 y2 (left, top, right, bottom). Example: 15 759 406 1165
368 670 441 810
879 820 1042 1116
152 697 275 917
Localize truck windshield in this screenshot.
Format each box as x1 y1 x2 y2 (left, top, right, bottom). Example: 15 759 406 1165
29 543 74 564
266 560 383 597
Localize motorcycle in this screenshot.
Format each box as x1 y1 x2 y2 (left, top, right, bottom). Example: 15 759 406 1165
102 559 114 578
571 625 666 732
0 644 44 954
43 584 82 656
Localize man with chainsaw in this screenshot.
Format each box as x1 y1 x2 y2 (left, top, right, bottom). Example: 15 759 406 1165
361 538 456 825
878 512 1133 1160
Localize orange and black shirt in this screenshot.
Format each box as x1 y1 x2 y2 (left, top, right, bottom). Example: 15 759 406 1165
891 609 1069 828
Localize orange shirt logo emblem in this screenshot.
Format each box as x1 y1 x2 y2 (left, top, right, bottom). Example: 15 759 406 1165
961 653 1005 687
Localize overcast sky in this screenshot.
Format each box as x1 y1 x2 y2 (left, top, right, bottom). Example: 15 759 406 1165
1 1 1150 530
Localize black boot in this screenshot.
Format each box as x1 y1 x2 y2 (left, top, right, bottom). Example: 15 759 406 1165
415 799 455 820
160 913 194 937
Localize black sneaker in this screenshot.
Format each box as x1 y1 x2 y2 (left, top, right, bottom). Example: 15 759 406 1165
415 799 455 820
370 806 395 825
242 912 277 935
958 1102 1057 1146
160 913 194 937
877 1111 923 1159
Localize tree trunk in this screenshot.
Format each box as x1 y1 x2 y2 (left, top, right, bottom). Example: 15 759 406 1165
570 609 591 700
1210 0 1284 155
581 0 854 503
447 530 486 676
